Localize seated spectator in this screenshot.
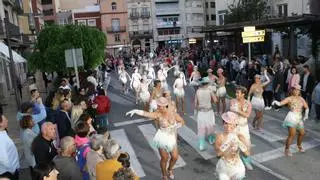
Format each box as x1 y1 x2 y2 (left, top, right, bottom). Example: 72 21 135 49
32 122 58 165
53 136 82 180
93 88 111 130
0 114 20 180
17 99 47 135
86 134 109 180
54 99 73 138
75 122 91 180
33 162 59 180
78 113 96 135
96 139 123 180
20 115 37 178
113 168 138 180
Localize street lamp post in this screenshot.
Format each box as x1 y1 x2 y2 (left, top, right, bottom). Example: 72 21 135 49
4 18 21 109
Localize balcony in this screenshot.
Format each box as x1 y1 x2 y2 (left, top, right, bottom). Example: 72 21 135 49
140 12 150 18
156 8 180 16
0 20 21 40
21 34 32 46
157 34 184 41
155 0 179 2
130 12 139 20
3 0 15 6
157 21 181 28
129 30 153 38
106 26 126 33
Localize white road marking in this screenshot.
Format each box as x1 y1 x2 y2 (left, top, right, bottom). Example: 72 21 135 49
249 127 287 142
138 124 186 169
110 129 146 177
252 139 320 163
251 160 291 180
177 126 215 160
114 118 150 127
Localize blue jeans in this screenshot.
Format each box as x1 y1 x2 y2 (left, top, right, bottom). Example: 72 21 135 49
96 114 108 128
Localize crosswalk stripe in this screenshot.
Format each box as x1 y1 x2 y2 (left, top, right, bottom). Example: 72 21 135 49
249 127 287 142
177 126 215 160
110 129 146 177
138 124 187 169
114 118 150 127
252 139 320 163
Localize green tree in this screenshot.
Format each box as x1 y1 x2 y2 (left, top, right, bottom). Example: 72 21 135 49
224 0 267 24
28 24 106 73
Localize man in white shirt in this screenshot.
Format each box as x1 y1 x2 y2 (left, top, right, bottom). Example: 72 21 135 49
0 114 20 180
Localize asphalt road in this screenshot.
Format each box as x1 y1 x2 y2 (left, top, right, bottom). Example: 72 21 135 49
104 70 320 180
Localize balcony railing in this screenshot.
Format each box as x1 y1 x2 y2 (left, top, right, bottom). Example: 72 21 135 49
130 12 139 19
157 21 181 28
129 30 153 38
106 26 126 33
140 12 150 18
21 34 32 45
0 20 21 39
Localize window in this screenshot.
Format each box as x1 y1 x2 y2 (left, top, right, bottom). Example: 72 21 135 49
205 2 208 8
111 2 117 10
210 2 215 8
206 15 209 21
114 34 120 42
77 20 87 25
132 25 138 31
111 18 120 31
278 4 288 17
143 24 149 30
87 19 96 26
211 14 216 21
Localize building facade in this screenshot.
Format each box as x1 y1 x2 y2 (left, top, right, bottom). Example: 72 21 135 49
73 5 101 30
31 0 44 32
151 0 205 49
41 0 60 24
205 0 216 26
60 0 97 10
127 0 153 52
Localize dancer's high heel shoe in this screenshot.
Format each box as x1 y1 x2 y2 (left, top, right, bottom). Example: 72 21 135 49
167 170 174 179
298 146 305 153
285 148 293 156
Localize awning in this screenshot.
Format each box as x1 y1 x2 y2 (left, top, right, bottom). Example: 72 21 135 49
0 42 27 63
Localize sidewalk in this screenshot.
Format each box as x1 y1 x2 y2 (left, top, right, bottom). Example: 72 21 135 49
2 71 47 179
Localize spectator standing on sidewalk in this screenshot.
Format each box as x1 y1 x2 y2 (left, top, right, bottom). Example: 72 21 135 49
32 122 58 165
53 136 83 180
93 89 111 130
263 68 274 110
54 99 74 139
0 114 20 180
301 65 315 111
273 65 285 111
312 81 320 123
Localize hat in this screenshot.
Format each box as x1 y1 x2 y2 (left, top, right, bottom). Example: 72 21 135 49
199 77 210 84
293 84 301 90
207 69 213 73
156 97 169 106
221 111 238 124
217 68 224 74
29 84 37 92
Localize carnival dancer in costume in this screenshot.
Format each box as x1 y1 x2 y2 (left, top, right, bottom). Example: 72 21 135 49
126 97 185 180
130 67 142 104
207 68 218 95
173 72 187 115
118 66 131 94
216 68 227 114
230 86 253 170
215 111 250 180
139 77 152 111
272 84 309 156
147 62 156 87
173 63 180 77
150 80 163 112
247 69 270 130
189 66 201 91
163 90 177 113
158 63 174 90
194 77 217 150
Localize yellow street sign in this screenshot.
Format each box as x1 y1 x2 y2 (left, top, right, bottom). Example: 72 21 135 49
242 30 265 38
244 26 255 32
242 36 265 43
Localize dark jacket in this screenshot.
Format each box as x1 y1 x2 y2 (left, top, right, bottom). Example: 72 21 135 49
32 135 58 165
300 73 315 94
53 156 83 180
54 110 74 138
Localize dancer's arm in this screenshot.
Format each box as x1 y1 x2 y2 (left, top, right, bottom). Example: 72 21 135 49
272 97 290 107
247 85 253 101
214 134 225 157
232 101 252 119
174 113 185 126
173 79 177 89
302 98 309 121
126 109 159 120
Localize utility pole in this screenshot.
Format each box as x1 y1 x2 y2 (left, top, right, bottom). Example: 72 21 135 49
4 18 21 109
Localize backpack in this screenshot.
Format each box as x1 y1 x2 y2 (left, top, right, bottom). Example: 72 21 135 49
75 143 90 180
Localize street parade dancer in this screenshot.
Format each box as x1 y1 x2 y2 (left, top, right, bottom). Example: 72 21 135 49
163 90 177 113
139 77 152 111
194 77 217 150
189 65 201 92
230 86 253 170
247 69 270 130
207 68 218 95
158 63 174 91
173 72 187 115
130 67 142 104
215 111 250 180
126 97 185 180
150 80 163 112
272 84 309 156
118 66 131 94
147 62 156 86
216 68 227 114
